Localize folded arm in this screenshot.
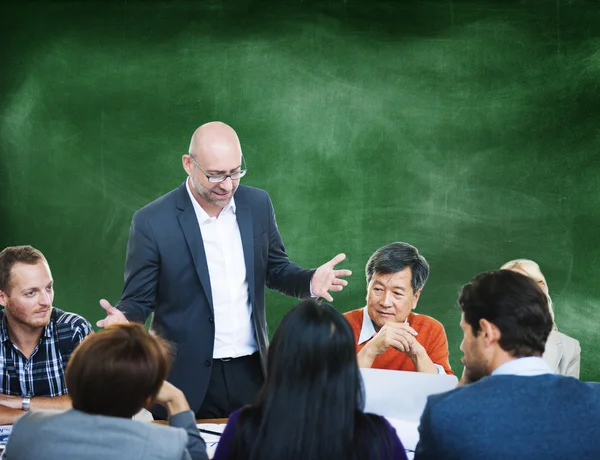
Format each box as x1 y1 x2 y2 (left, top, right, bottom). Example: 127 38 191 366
156 381 207 460
0 394 71 424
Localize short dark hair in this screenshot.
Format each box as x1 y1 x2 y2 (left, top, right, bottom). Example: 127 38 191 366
66 323 171 418
458 270 553 358
365 242 429 292
0 245 47 293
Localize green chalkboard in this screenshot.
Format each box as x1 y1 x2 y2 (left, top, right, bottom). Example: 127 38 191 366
1 0 599 381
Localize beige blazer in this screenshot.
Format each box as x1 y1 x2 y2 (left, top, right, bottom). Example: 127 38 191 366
543 329 581 378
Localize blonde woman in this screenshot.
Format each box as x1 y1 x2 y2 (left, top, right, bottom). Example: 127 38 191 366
500 259 581 378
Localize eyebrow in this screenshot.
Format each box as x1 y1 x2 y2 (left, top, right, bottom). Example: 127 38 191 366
19 281 53 293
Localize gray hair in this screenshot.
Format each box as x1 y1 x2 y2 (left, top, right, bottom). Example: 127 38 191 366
365 242 429 293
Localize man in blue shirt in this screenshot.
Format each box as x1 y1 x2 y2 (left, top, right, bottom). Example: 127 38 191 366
0 245 93 424
415 269 600 460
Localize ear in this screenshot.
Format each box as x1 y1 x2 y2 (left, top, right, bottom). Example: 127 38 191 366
182 154 193 175
412 288 422 310
479 318 501 347
0 289 8 308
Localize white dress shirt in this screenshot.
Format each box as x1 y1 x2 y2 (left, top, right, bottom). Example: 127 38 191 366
357 306 446 375
186 179 257 359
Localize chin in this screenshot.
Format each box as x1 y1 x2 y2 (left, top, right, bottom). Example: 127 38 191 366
29 313 52 328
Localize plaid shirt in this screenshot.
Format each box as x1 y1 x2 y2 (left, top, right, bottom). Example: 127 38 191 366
0 307 93 397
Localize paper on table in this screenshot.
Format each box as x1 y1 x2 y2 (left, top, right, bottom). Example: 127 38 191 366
385 417 420 459
197 423 226 459
0 425 12 451
360 368 457 421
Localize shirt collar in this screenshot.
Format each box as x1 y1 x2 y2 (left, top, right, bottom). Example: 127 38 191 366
357 306 410 344
491 356 552 377
185 178 236 224
43 313 55 339
358 306 376 344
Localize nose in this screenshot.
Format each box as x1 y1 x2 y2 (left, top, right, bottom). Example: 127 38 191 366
218 176 233 191
459 338 464 352
381 291 394 308
40 290 52 306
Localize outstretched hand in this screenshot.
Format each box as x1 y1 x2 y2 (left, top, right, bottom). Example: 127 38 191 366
96 298 128 328
311 253 352 302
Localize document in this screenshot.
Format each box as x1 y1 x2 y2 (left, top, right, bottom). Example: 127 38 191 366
385 417 419 460
0 425 12 451
197 423 226 458
361 368 457 420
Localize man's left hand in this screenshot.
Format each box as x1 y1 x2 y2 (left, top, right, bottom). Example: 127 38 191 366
311 253 352 302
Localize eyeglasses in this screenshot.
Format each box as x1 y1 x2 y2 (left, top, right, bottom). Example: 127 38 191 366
188 154 247 183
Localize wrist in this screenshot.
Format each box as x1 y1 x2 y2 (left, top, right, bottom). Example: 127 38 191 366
408 347 428 362
22 395 31 411
165 389 190 416
365 342 384 359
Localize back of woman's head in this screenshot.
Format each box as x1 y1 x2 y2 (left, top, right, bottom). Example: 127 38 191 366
66 323 170 418
231 300 383 460
265 299 362 399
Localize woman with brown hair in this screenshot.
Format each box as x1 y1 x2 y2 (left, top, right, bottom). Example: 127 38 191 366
3 323 208 460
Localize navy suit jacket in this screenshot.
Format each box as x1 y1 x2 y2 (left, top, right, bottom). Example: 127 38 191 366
415 374 600 460
116 183 314 415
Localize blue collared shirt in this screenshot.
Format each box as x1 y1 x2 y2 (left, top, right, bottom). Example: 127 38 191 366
492 356 552 377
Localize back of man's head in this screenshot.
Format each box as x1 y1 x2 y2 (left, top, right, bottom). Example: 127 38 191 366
365 242 429 293
0 245 47 293
66 323 171 418
459 269 553 358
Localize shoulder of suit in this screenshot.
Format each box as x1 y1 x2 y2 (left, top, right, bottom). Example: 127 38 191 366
134 184 183 217
142 420 189 450
10 409 64 435
554 330 581 347
17 409 64 424
235 184 270 202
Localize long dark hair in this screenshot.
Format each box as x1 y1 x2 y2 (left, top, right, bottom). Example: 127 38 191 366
229 299 395 460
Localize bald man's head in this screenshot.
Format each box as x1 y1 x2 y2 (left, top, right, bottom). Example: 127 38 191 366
183 122 245 217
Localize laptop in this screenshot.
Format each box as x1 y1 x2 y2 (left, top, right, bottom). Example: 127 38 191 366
360 368 458 421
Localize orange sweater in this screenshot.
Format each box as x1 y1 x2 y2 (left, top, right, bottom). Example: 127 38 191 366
344 309 453 375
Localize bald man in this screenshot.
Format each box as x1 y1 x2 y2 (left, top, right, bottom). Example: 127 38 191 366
98 122 351 419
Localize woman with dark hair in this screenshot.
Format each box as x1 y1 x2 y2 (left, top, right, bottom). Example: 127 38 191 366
213 299 407 460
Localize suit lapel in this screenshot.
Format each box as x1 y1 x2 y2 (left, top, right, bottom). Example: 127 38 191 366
236 201 255 306
176 183 214 312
